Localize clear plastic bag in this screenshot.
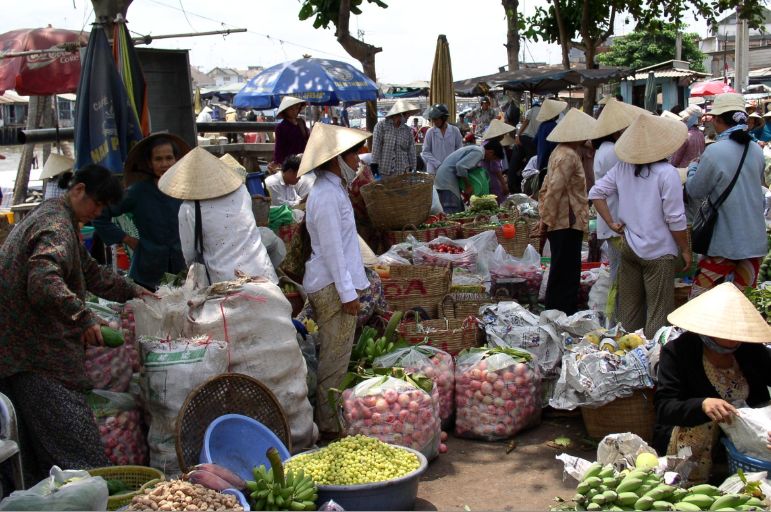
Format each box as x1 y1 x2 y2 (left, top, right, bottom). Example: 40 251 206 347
414 236 477 270
0 466 108 511
84 343 134 393
88 389 148 466
454 347 542 441
372 346 454 424
341 376 441 460
489 245 543 298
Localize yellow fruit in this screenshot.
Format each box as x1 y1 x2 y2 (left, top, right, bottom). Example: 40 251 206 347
613 350 627 357
619 334 645 351
635 452 659 471
585 334 601 346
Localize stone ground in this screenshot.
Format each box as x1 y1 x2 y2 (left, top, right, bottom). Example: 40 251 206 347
415 412 594 511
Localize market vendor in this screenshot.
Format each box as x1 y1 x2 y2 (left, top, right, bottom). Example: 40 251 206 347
421 104 463 174
272 96 310 169
433 144 498 214
539 108 595 315
297 123 371 436
92 132 191 290
654 282 771 483
159 147 278 285
0 165 151 482
265 154 303 207
370 99 419 177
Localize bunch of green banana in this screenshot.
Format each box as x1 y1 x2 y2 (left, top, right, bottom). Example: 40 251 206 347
573 463 767 511
349 311 404 369
245 447 317 511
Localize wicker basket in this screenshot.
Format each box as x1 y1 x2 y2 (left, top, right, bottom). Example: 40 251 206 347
361 174 434 230
440 293 499 320
175 373 291 473
381 264 451 318
88 466 165 510
251 195 271 227
396 312 480 355
674 283 692 308
275 223 300 244
461 218 530 257
386 222 461 247
580 389 656 443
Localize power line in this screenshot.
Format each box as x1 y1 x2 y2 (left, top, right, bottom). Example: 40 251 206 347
177 0 197 32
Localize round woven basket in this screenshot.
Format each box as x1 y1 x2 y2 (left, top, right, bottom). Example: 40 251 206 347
396 312 480 356
361 174 434 230
440 293 498 320
381 264 451 319
175 373 292 474
386 222 461 247
580 389 656 443
88 466 165 510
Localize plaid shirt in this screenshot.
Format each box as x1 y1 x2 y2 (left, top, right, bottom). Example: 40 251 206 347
371 118 416 176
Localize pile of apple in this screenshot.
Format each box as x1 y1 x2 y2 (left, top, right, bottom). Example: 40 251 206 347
373 346 455 425
414 238 477 270
95 407 148 465
341 376 442 460
85 344 134 392
454 347 542 441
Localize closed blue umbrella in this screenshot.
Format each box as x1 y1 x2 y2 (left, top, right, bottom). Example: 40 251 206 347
74 25 143 173
233 57 379 109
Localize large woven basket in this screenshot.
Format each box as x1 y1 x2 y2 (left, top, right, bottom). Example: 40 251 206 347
175 373 291 473
385 222 461 247
381 264 451 318
276 223 300 244
440 293 499 320
580 389 656 443
461 218 530 257
361 174 434 230
396 312 480 356
88 466 165 510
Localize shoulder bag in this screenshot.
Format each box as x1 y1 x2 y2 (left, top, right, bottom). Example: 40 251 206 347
690 142 750 254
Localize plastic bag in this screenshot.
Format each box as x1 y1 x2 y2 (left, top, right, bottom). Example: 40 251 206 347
88 389 148 466
720 405 771 461
84 343 134 392
341 376 441 461
377 239 416 266
489 245 543 299
578 268 600 310
454 347 541 441
414 236 477 270
372 346 454 424
720 471 771 508
0 466 108 511
268 205 294 230
430 187 443 215
587 266 611 315
297 332 318 407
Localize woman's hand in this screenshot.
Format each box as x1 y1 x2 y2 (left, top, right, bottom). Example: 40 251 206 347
680 249 693 273
609 222 625 235
82 324 104 347
123 235 139 251
342 298 360 316
135 287 159 300
702 398 738 424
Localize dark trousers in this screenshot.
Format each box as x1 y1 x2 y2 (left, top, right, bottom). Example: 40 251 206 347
507 135 536 194
545 228 583 315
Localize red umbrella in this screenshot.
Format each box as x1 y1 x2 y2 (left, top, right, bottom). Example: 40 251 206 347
689 80 736 97
0 27 88 96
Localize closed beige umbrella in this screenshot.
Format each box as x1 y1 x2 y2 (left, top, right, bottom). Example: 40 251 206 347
429 34 456 124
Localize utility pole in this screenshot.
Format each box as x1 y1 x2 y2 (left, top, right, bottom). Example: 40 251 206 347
734 9 749 92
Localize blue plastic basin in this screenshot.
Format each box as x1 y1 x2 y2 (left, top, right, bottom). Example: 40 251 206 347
245 172 267 196
287 445 428 511
200 414 290 483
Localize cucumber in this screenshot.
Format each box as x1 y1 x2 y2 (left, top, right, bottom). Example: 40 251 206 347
100 326 124 347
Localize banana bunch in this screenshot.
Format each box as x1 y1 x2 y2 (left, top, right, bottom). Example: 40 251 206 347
573 463 767 511
349 311 404 370
246 448 317 511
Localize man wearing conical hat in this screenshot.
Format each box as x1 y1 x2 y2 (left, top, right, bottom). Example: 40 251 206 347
370 99 419 177
655 282 771 483
159 147 278 285
297 123 371 436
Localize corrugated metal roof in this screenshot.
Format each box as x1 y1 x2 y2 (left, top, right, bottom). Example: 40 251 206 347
630 69 710 80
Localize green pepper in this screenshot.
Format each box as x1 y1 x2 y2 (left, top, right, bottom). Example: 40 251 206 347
100 326 125 348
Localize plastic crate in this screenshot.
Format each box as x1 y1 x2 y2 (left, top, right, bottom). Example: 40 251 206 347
722 437 771 473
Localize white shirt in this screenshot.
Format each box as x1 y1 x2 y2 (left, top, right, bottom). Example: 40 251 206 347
265 172 301 207
421 124 463 173
295 173 316 199
196 111 212 123
592 141 620 240
178 185 278 284
303 172 368 303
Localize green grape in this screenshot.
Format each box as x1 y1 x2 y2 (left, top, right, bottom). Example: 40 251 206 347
284 435 420 486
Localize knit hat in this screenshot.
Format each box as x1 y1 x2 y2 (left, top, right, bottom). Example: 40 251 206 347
535 99 567 122
668 282 771 343
546 108 597 143
614 114 687 164
298 124 372 177
158 146 244 200
593 98 642 139
40 154 74 180
482 119 515 141
276 96 306 118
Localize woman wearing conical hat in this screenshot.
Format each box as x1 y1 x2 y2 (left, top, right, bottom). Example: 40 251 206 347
297 123 371 436
272 96 309 169
370 99 420 177
654 283 771 483
538 108 596 315
589 114 691 338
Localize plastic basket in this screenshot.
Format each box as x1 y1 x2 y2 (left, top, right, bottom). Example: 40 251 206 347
87 466 165 510
722 437 771 473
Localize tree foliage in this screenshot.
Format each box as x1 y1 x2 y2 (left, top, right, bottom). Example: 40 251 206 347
298 0 387 30
597 24 706 72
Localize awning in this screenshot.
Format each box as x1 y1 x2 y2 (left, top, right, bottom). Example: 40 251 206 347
501 67 632 94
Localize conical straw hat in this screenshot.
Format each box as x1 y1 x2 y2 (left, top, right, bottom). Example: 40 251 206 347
124 132 192 186
660 110 682 121
158 147 244 200
40 154 74 180
482 119 515 141
546 108 597 143
501 132 517 147
298 124 372 177
614 114 687 164
536 99 567 122
276 96 306 117
749 112 766 129
593 98 641 139
667 282 771 343
359 235 378 266
386 99 420 118
219 153 247 181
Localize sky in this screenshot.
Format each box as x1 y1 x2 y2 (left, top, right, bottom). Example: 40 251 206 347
4 0 715 84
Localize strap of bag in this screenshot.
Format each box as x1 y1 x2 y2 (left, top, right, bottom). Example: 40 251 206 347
194 200 212 286
711 142 750 210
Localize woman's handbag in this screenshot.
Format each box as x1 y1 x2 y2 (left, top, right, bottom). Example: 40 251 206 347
690 143 749 254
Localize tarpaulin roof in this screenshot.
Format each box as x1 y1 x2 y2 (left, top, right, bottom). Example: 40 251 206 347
453 67 631 96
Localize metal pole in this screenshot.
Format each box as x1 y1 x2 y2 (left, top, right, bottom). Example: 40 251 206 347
132 28 247 45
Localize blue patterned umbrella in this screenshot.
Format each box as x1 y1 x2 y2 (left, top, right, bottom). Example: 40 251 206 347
233 57 379 109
